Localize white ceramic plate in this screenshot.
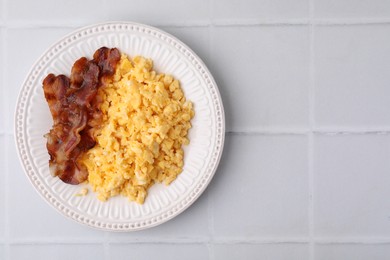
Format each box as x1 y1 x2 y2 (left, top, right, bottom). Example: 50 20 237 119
14 22 225 231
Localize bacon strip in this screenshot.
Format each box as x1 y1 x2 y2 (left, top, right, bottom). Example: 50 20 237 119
89 47 120 130
93 47 121 78
43 47 120 185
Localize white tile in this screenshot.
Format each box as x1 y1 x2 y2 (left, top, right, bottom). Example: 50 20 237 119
314 0 390 18
5 28 73 132
314 25 390 127
7 138 105 239
211 26 309 132
314 135 390 236
0 28 4 132
109 191 209 239
214 0 309 20
214 244 309 260
0 0 4 22
10 244 104 260
106 0 210 25
0 0 3 21
7 0 106 22
315 244 390 260
159 26 210 66
0 136 4 238
210 135 309 237
109 244 208 260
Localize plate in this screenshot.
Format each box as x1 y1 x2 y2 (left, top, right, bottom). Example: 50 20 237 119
14 22 225 231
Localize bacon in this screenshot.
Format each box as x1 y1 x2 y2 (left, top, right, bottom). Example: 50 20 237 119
43 74 69 121
43 47 121 185
93 47 121 78
88 47 121 130
69 57 100 105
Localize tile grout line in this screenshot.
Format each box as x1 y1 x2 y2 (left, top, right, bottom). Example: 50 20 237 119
315 238 390 244
0 27 3 137
5 20 210 29
103 238 109 260
8 236 390 245
2 20 10 260
0 28 2 251
312 17 390 25
226 130 309 136
227 129 390 135
313 129 390 134
0 0 6 255
8 240 106 245
3 18 390 29
8 237 311 245
213 17 390 26
308 0 315 259
3 107 10 258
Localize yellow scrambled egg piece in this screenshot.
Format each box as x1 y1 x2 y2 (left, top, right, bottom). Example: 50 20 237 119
80 54 194 204
75 188 89 197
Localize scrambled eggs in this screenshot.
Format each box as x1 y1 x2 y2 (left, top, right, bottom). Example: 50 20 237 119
80 54 194 204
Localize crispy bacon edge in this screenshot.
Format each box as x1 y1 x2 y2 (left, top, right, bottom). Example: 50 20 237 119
43 47 120 184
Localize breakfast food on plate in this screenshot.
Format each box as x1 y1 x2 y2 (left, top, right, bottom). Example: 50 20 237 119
43 47 194 204
81 54 194 203
43 47 120 184
75 188 89 197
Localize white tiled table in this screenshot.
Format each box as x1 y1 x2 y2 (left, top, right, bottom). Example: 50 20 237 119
1 0 390 259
